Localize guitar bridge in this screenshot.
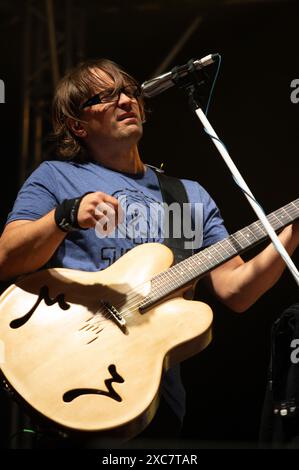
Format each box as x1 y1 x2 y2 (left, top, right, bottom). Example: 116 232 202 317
102 301 126 327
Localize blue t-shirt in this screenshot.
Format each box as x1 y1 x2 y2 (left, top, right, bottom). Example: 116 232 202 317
6 160 229 423
7 161 228 267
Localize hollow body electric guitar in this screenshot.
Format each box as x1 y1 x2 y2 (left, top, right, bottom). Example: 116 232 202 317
0 199 298 439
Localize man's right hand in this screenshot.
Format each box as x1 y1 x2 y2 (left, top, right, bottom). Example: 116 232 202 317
77 192 122 233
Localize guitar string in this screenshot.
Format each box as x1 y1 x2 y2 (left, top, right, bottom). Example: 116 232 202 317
115 204 299 320
88 204 299 327
119 211 298 318
84 204 299 328
91 231 232 324
96 208 297 330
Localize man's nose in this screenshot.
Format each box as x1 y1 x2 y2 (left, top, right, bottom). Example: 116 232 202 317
118 91 133 106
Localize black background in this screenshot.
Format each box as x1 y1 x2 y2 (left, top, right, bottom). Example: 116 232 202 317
0 0 299 448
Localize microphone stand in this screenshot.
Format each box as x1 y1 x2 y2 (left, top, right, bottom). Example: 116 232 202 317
175 63 299 288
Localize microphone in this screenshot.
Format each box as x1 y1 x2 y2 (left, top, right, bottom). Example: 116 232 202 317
141 54 219 98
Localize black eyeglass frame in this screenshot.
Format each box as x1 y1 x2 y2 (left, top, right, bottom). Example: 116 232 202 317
81 84 142 110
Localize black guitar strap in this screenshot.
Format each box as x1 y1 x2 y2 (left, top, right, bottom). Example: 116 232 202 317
154 170 192 264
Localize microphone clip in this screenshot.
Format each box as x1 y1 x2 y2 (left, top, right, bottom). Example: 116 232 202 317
171 59 210 112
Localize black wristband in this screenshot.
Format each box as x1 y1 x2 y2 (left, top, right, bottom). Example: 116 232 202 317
54 193 91 233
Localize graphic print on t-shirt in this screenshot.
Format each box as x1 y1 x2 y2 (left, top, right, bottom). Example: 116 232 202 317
95 188 165 245
6 161 228 274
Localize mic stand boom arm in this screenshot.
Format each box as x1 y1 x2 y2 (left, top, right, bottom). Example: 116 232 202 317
178 62 299 288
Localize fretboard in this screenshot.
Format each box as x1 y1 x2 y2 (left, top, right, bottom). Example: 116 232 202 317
141 198 299 309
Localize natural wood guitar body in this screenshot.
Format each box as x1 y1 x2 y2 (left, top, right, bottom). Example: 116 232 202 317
1 198 298 438
0 243 213 438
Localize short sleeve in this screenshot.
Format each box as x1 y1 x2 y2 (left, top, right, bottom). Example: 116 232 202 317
182 179 229 249
200 185 229 248
6 162 59 224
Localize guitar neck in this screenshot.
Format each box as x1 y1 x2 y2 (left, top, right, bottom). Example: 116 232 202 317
142 198 299 309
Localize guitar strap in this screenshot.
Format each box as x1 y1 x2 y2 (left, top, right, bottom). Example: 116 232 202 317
154 170 191 264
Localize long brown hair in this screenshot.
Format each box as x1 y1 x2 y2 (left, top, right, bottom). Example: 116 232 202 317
52 58 145 162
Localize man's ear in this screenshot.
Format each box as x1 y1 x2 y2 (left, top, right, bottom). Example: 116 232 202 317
66 118 87 138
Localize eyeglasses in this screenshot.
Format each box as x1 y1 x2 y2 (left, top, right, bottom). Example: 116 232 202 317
81 84 141 109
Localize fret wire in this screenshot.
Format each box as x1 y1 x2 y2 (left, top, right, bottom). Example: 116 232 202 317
196 251 215 269
220 239 236 256
153 271 172 282
183 258 200 276
282 207 294 219
271 212 283 227
270 212 283 229
217 240 230 256
226 237 240 252
252 223 265 238
229 232 247 250
236 229 253 247
279 208 293 224
215 243 230 258
159 252 209 289
207 244 227 261
181 253 209 272
157 271 178 292
246 226 258 241
201 249 218 265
